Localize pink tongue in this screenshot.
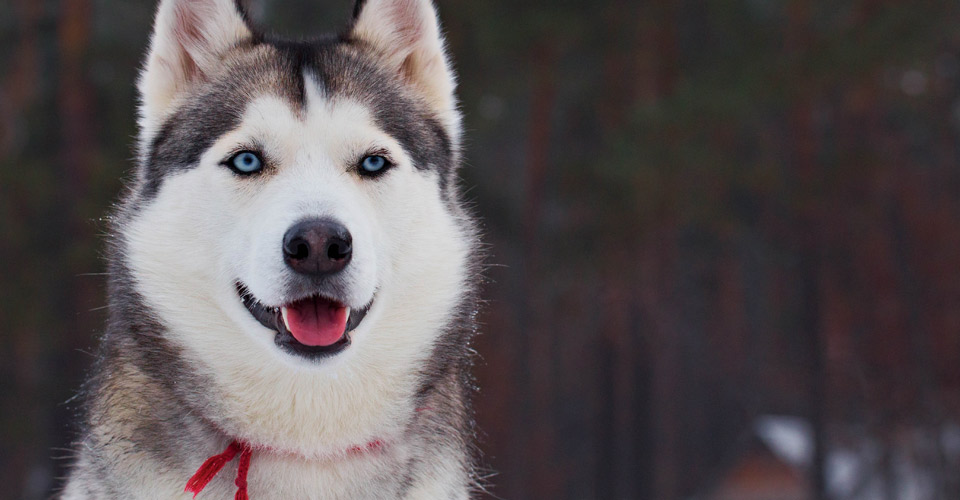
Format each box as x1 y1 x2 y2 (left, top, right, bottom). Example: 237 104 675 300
283 297 349 347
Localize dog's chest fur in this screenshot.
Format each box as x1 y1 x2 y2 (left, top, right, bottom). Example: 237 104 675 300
64 340 473 499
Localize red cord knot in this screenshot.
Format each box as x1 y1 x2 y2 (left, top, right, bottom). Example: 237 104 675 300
185 440 253 499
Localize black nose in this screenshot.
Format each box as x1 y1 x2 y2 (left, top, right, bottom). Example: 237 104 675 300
282 219 352 277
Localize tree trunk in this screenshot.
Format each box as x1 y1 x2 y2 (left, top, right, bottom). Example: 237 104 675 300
520 38 559 499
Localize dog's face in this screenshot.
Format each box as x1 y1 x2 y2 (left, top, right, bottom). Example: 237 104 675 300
120 0 471 454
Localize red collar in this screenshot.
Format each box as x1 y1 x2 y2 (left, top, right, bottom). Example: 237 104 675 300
185 439 385 499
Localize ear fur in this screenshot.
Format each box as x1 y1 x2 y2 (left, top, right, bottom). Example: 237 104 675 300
139 0 253 132
350 0 458 121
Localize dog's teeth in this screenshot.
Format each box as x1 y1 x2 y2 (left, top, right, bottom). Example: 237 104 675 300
280 307 289 329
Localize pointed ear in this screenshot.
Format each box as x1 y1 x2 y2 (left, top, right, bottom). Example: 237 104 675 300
350 0 457 118
139 0 253 128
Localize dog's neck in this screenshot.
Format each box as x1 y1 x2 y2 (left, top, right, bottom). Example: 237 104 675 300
184 438 389 498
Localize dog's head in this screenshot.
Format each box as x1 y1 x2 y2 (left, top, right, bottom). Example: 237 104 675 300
119 0 473 454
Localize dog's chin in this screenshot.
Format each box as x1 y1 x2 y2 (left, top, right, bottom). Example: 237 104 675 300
236 282 372 360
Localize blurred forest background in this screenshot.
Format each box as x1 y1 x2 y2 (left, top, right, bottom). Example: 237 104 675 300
2 0 960 499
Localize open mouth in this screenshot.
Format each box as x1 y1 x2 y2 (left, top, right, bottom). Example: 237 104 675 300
236 282 371 359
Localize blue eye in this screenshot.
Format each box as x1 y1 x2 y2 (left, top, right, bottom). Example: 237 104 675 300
227 151 263 174
359 155 390 176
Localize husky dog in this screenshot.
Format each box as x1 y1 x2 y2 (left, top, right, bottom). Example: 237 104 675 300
62 0 481 498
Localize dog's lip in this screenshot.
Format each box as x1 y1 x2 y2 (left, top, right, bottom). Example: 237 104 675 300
235 282 373 358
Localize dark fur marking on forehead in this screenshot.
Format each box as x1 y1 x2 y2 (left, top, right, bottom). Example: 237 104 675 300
139 37 455 200
143 96 241 199
307 43 455 175
139 47 306 200
263 37 455 179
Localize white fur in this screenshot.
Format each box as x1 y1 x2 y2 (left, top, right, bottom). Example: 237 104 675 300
121 76 470 496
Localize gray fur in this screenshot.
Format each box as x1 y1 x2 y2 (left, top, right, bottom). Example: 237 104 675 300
62 0 483 498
